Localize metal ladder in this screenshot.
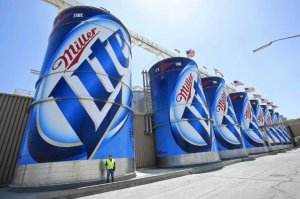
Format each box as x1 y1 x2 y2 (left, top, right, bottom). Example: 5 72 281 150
142 70 153 134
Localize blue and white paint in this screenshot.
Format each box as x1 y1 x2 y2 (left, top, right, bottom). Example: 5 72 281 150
230 92 267 153
269 109 286 147
17 7 134 165
202 77 246 153
261 104 278 147
149 57 218 160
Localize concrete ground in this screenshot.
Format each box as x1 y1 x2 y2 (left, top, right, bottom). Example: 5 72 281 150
79 148 300 199
1 148 299 199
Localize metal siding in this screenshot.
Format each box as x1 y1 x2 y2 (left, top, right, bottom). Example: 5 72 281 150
132 91 146 113
288 125 298 144
0 93 33 186
134 114 156 168
7 98 31 184
289 124 300 138
0 96 20 182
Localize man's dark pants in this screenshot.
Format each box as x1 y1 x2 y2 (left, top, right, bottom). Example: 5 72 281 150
107 169 115 183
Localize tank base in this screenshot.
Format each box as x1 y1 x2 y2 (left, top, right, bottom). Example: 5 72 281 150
246 146 268 155
265 146 272 152
157 151 220 167
268 145 279 151
11 158 135 188
265 143 278 152
283 144 289 149
264 139 276 151
218 148 248 160
276 144 285 150
287 144 294 149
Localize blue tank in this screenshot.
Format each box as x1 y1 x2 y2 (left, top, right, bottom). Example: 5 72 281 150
269 109 288 148
13 6 134 187
229 92 268 154
275 112 292 145
274 112 290 148
149 57 220 167
269 109 285 149
261 104 279 151
250 99 270 151
278 114 293 148
201 76 248 159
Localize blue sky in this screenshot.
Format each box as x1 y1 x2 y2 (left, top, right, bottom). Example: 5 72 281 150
0 0 299 119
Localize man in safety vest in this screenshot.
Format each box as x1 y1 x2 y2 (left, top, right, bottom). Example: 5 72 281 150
105 154 116 183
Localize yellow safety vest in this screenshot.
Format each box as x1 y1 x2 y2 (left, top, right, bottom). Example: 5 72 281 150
106 159 115 170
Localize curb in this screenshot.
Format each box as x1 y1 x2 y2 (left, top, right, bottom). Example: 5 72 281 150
25 169 191 199
10 173 136 193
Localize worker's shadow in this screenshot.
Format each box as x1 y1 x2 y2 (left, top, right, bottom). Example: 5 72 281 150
100 159 106 180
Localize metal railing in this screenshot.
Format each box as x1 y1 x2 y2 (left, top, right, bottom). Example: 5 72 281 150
14 89 35 97
129 29 177 58
42 0 83 10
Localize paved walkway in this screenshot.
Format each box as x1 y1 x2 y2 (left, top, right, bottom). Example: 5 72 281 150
0 148 297 199
79 148 300 199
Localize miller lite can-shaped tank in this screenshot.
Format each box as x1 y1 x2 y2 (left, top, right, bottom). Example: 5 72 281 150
149 57 220 167
261 104 279 151
273 111 289 148
13 6 134 187
250 99 271 151
276 112 292 146
229 92 268 154
269 109 285 149
201 77 248 159
278 114 293 148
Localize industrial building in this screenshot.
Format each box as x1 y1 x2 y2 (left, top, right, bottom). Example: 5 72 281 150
0 0 300 193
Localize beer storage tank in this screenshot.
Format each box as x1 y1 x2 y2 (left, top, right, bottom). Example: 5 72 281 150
229 92 268 154
250 99 271 151
201 76 248 159
12 6 134 187
269 109 285 149
149 57 220 167
275 112 290 148
272 110 288 149
261 104 279 151
276 112 293 148
278 114 294 148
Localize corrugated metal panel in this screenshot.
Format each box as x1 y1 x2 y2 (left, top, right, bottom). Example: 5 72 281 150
288 125 298 144
289 124 300 138
134 114 156 168
0 93 33 186
132 91 146 113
